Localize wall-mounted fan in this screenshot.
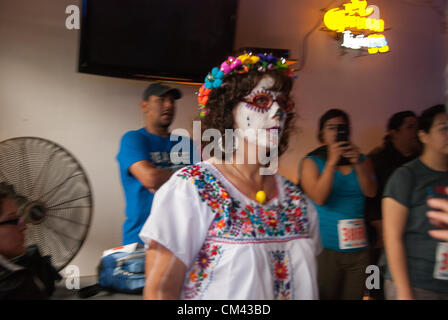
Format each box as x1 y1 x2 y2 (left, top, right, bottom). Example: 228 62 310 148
0 137 93 271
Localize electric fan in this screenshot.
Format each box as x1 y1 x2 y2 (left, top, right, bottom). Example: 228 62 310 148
0 137 93 271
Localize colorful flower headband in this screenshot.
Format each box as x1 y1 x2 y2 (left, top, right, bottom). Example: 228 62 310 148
197 53 294 118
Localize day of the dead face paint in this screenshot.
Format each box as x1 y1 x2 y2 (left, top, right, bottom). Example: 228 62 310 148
233 76 288 149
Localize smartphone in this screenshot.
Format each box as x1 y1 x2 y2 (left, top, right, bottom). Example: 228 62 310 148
336 124 349 146
335 123 350 165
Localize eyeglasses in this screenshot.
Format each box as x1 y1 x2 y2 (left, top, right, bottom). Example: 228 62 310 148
0 217 20 226
241 92 291 111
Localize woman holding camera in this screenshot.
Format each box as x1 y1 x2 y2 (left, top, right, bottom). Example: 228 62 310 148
299 108 377 300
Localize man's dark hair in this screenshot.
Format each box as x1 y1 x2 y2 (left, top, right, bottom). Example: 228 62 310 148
387 111 417 131
383 110 417 143
317 108 350 143
418 104 446 133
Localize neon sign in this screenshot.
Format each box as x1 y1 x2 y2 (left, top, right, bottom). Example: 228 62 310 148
323 0 389 54
342 31 389 54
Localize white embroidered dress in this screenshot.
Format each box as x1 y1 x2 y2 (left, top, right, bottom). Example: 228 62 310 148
139 161 321 300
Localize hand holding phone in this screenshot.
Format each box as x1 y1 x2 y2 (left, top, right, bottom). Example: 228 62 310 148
342 144 362 164
327 141 351 166
335 124 351 165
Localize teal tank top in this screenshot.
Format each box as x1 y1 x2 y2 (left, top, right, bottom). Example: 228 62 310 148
307 155 368 252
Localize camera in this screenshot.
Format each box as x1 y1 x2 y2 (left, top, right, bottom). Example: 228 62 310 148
335 124 351 165
336 124 349 145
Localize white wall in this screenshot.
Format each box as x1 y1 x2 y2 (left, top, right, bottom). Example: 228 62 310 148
0 0 445 276
234 0 445 181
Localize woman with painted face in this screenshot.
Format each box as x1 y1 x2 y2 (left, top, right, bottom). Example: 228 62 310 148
383 104 448 300
299 108 377 300
138 53 321 300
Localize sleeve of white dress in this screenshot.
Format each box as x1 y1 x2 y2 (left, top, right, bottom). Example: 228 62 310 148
138 173 216 268
306 197 322 256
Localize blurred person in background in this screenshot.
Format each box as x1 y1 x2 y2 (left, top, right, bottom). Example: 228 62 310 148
117 83 197 246
365 110 421 299
0 182 60 299
300 108 377 300
383 104 448 300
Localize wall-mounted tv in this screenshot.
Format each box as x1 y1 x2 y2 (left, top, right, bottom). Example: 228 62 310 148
78 0 239 84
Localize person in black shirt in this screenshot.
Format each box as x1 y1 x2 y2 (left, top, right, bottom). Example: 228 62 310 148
365 111 421 299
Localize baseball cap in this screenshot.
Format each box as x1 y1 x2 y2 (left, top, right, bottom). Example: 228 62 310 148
142 83 182 101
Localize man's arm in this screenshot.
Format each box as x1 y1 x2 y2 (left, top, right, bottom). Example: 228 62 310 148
129 160 173 193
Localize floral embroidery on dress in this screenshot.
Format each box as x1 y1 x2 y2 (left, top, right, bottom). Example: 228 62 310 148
270 250 293 300
177 164 309 242
183 242 223 299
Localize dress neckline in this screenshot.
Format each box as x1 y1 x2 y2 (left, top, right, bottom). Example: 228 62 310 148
335 167 354 177
203 161 280 206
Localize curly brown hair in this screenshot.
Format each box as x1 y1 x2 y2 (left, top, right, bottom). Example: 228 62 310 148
200 69 296 158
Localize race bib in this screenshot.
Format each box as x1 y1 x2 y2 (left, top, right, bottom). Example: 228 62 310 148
338 219 368 250
433 242 448 280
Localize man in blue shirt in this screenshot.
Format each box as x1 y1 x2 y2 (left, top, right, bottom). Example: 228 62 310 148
117 83 198 245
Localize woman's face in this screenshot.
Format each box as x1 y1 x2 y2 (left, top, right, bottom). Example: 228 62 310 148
391 116 419 149
320 116 348 145
0 198 26 259
420 113 448 155
233 75 288 149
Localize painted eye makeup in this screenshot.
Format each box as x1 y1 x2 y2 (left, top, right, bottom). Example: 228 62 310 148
241 90 290 112
252 93 271 108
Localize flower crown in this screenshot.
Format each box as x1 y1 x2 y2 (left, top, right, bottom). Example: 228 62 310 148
197 52 294 118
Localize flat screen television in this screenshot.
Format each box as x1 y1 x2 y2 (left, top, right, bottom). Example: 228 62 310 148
78 0 239 84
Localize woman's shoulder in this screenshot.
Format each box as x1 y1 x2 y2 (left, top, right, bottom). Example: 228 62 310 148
389 158 420 180
155 162 227 207
382 159 421 196
303 155 325 169
275 174 306 198
170 162 228 195
174 162 217 182
275 174 317 218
